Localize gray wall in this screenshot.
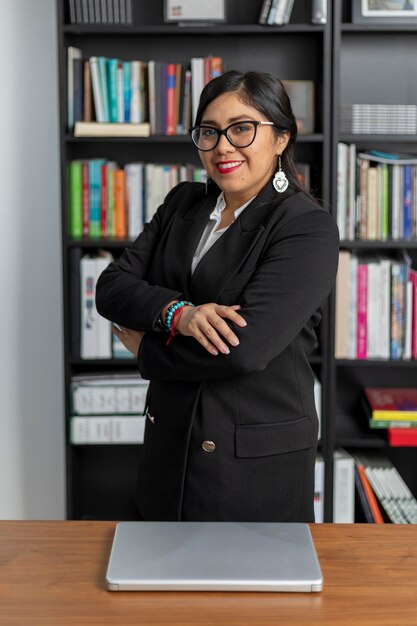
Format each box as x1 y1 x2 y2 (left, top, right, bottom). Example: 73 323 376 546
0 0 65 518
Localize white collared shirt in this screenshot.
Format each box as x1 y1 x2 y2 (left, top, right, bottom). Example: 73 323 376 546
191 192 256 276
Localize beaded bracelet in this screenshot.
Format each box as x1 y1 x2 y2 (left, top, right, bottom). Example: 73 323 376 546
165 300 194 332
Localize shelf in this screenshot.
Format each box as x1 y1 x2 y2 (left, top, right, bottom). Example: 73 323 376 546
65 133 325 143
336 359 417 367
63 24 325 35
335 412 387 449
66 238 134 248
339 240 417 250
342 23 417 33
339 134 417 143
70 358 137 367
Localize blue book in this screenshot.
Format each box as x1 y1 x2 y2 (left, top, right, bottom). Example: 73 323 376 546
107 59 119 122
403 165 413 240
98 57 110 122
123 61 131 123
89 159 105 238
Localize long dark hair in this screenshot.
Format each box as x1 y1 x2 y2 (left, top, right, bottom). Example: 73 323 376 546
194 70 306 195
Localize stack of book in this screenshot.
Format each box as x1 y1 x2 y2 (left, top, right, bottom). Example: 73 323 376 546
363 387 417 447
335 251 417 360
68 47 223 134
70 374 148 444
68 0 133 25
340 104 417 135
259 0 295 25
69 159 206 240
353 452 417 523
337 146 417 241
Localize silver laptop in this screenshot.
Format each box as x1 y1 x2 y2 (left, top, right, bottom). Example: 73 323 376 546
106 522 323 592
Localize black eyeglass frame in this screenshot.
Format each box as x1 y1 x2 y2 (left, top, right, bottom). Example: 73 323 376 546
188 120 277 151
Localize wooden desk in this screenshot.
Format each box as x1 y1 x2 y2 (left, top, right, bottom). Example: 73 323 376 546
0 522 416 626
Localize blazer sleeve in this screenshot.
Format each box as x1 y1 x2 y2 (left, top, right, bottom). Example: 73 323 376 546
95 184 186 333
137 209 340 381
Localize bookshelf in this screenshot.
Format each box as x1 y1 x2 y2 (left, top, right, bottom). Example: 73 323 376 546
329 0 417 520
59 0 412 522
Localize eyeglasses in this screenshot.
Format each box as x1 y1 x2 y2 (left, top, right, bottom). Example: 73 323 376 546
189 120 276 151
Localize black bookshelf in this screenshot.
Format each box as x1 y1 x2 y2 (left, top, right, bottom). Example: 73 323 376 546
57 0 344 521
330 2 417 521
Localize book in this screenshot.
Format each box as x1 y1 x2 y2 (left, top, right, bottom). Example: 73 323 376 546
67 46 82 131
333 449 355 523
335 250 350 359
387 428 417 446
314 454 324 523
354 465 374 523
80 251 113 359
70 415 146 444
364 387 417 421
74 121 151 137
356 464 384 524
69 160 83 238
71 376 149 415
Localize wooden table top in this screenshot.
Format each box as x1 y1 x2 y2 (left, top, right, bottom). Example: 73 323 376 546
0 521 416 626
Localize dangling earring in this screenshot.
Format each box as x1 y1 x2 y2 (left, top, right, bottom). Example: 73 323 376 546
205 176 211 195
273 155 289 193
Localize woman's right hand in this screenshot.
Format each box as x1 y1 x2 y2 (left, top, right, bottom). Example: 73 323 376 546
175 303 247 356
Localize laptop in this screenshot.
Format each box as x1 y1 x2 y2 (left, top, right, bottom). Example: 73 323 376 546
106 522 323 592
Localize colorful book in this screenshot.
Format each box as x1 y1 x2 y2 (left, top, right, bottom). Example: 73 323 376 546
69 160 83 238
357 464 384 524
387 428 417 446
356 261 368 359
364 387 417 421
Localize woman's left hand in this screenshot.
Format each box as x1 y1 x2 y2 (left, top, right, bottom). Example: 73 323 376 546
112 325 145 356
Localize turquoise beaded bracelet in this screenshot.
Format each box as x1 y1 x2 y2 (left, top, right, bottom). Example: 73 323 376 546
165 300 194 332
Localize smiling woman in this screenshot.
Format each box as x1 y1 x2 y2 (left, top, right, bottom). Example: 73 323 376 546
95 70 339 523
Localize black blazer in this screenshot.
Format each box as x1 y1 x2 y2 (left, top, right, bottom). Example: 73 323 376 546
96 178 339 522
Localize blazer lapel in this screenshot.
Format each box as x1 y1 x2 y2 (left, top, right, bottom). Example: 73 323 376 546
163 193 216 299
189 181 296 303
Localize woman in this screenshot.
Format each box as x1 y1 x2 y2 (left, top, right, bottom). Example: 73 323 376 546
95 71 339 523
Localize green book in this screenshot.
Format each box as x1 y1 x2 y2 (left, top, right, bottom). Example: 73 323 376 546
369 419 417 429
69 160 83 238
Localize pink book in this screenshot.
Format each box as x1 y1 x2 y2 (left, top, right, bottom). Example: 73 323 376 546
357 262 368 359
410 269 417 359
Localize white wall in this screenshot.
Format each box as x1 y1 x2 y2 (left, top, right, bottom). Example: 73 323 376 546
0 0 65 518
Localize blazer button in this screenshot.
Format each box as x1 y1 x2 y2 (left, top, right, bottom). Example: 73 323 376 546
202 440 216 453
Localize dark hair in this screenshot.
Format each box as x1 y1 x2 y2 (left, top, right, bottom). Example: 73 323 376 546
194 70 306 195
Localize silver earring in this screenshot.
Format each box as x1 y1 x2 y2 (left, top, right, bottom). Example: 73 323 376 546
205 176 211 195
273 155 289 193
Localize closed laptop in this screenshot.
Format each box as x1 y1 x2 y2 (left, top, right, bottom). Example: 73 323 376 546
106 521 323 592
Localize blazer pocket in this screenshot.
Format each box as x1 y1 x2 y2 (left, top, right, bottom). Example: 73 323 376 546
222 271 253 292
235 416 314 458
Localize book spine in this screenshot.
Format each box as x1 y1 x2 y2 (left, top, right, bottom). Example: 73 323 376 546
123 61 131 123
403 164 413 239
107 58 118 122
69 160 83 238
80 255 99 359
89 57 105 122
166 63 176 135
100 164 108 238
98 57 110 122
117 62 124 122
259 0 273 24
357 465 384 524
81 161 90 237
83 60 92 122
114 169 126 237
390 263 405 360
356 262 368 359
130 60 140 124
410 269 417 359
